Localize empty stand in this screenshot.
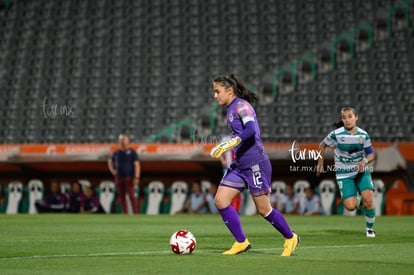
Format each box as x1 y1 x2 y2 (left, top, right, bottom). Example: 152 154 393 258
0 0 412 143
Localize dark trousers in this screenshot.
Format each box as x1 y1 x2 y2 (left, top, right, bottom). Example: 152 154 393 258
115 177 138 214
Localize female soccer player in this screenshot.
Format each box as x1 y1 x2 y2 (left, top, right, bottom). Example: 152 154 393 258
317 107 376 237
210 74 299 256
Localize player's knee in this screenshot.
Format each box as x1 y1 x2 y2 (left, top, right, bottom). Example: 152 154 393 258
257 208 269 217
214 196 229 210
256 205 272 217
344 205 356 211
362 198 374 208
344 196 359 210
344 201 357 211
361 191 374 208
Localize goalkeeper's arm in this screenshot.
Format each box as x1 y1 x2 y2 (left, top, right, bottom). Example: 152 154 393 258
210 121 255 158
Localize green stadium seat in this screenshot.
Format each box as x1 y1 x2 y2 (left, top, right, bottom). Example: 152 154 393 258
271 181 287 211
140 181 165 215
97 180 117 214
317 179 337 216
163 181 188 214
373 179 386 216
24 179 44 214
1 181 24 214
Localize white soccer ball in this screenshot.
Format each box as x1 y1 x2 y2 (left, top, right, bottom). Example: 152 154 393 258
169 230 197 254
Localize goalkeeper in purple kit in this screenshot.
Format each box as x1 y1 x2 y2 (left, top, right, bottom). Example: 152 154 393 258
210 74 299 256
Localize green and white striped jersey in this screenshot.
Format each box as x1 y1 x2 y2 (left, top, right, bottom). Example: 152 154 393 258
323 126 372 179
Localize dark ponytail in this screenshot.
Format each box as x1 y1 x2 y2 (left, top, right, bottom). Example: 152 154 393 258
333 121 344 128
213 74 257 104
333 106 358 128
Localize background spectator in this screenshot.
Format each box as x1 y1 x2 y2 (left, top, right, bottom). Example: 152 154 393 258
67 181 82 213
80 186 104 214
35 181 67 213
178 181 208 214
108 134 140 214
301 187 322 216
278 185 300 215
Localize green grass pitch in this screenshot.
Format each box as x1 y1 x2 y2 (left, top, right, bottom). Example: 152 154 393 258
1 214 413 274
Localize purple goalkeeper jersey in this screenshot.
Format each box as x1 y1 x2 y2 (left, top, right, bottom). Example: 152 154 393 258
227 97 268 169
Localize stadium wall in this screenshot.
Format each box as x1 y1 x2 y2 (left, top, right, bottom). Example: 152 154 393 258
1 142 413 215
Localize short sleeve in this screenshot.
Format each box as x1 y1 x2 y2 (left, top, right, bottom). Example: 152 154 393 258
235 101 255 125
363 133 372 149
132 150 139 161
323 131 337 147
363 133 373 154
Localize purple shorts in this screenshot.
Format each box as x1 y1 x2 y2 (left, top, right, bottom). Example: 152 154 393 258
220 159 272 197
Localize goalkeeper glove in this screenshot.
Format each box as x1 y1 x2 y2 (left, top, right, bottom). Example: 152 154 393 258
210 137 241 159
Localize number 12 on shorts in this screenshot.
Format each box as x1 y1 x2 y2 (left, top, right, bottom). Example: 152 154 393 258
253 171 263 187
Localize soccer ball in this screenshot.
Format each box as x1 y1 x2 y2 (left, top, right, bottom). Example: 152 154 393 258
169 230 197 254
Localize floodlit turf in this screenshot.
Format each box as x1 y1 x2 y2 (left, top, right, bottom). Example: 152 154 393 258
0 214 413 275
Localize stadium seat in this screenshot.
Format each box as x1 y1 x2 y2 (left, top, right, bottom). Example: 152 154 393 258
26 179 44 214
240 189 256 216
318 179 337 215
373 179 386 216
60 182 71 196
0 183 4 211
0 0 413 143
98 180 116 214
78 179 92 188
293 180 310 214
271 181 286 210
200 180 212 194
140 181 165 215
164 181 188 214
4 181 24 214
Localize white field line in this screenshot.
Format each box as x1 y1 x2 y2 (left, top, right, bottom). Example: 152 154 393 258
0 244 377 261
